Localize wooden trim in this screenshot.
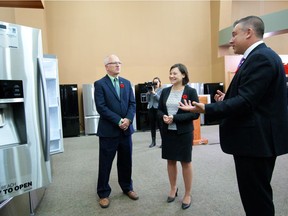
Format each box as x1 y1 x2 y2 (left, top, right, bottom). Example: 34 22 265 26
0 0 44 9
193 95 209 145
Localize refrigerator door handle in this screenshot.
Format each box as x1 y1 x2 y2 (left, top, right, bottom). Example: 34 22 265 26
37 57 50 162
92 98 97 113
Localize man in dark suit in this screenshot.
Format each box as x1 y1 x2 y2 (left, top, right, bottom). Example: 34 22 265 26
94 54 138 208
179 16 288 216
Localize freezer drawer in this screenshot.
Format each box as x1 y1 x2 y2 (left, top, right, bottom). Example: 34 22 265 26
84 116 99 135
62 117 80 137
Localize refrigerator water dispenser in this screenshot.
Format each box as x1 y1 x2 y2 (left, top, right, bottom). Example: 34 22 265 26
0 80 27 147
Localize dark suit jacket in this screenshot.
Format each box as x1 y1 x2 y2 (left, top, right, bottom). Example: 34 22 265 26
158 85 200 134
94 75 136 137
206 43 288 157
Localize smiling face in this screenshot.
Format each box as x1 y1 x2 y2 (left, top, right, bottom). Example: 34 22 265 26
169 67 185 86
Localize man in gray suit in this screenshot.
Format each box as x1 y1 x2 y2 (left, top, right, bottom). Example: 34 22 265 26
179 16 288 216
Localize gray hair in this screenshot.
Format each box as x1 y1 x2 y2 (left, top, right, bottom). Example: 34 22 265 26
104 54 118 65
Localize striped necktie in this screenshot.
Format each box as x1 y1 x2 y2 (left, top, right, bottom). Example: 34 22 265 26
235 57 245 73
113 78 120 97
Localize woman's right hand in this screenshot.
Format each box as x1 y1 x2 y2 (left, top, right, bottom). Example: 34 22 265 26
163 115 173 124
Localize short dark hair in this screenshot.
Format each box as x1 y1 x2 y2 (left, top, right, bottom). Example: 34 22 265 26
233 16 264 38
169 63 190 85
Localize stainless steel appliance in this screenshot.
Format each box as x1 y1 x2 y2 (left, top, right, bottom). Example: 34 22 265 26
0 21 63 215
82 84 99 135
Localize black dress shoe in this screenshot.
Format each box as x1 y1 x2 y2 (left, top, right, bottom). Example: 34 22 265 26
149 143 156 148
167 188 178 203
181 202 191 210
149 139 156 148
182 196 191 210
167 196 175 203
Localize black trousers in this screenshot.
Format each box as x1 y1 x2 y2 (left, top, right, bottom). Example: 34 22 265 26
148 107 162 139
233 155 276 216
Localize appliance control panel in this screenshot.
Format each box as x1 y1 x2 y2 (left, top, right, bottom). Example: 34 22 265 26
0 80 23 99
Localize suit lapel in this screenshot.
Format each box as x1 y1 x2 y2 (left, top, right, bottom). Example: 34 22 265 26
119 77 124 100
104 75 120 100
227 43 268 98
181 85 189 102
163 86 172 104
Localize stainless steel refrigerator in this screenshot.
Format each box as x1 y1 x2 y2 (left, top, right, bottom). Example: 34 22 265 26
82 84 99 135
0 21 63 215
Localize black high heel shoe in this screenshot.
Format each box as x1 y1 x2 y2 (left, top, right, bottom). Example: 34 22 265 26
181 196 191 210
167 188 178 203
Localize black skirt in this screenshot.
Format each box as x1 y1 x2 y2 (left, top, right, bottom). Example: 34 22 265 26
161 130 193 162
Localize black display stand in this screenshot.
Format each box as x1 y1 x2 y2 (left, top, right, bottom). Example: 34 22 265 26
60 84 80 137
203 83 224 125
135 84 150 131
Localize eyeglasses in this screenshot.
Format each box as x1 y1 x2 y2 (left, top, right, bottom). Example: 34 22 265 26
106 62 122 65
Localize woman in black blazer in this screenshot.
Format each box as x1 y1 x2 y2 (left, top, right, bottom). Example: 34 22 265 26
158 63 199 210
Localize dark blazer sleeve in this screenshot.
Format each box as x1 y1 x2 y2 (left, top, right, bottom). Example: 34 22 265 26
119 77 136 123
94 77 122 125
206 44 283 119
157 87 170 119
205 44 288 157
